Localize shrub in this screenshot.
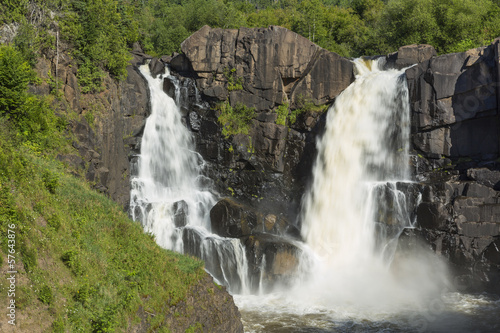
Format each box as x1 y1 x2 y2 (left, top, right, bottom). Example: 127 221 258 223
224 67 243 91
42 169 59 194
275 103 289 126
216 101 255 138
61 250 83 276
38 285 53 304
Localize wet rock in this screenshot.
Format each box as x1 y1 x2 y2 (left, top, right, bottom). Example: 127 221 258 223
467 168 500 190
210 199 259 238
188 111 201 131
417 202 449 230
242 233 302 291
173 200 188 228
163 77 176 100
149 57 165 78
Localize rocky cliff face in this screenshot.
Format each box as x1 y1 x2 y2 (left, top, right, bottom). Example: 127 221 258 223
389 42 500 293
34 21 500 295
163 27 500 293
31 41 151 209
170 25 353 217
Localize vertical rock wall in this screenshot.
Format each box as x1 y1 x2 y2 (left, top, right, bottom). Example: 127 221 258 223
391 42 500 293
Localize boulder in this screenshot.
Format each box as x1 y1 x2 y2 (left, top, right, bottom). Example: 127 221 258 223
148 57 165 78
173 200 188 228
467 168 500 190
393 44 437 69
242 233 302 291
210 199 260 238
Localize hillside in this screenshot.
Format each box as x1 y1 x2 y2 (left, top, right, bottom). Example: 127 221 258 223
0 3 244 331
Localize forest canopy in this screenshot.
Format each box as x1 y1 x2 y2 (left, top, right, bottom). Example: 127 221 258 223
2 0 500 88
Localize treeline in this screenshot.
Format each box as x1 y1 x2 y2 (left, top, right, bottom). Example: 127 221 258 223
2 0 500 92
139 0 500 57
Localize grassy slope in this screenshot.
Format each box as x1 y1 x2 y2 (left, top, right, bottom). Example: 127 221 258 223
0 122 206 332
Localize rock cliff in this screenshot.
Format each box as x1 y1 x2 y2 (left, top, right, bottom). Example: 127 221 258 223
164 26 500 293
389 42 500 293
33 23 500 295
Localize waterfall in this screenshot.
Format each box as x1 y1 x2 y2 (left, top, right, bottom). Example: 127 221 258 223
129 64 250 294
301 57 411 265
292 58 449 310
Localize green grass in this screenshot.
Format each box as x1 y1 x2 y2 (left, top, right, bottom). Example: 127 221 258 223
0 122 205 332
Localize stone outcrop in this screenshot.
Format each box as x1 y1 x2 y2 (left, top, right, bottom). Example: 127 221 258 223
210 198 299 239
133 275 244 333
165 26 352 222
31 41 151 208
179 25 354 110
390 42 500 293
243 233 302 291
405 44 498 161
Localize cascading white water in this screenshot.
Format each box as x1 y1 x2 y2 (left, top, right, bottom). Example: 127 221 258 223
294 58 448 309
301 58 410 264
129 64 250 294
235 59 452 330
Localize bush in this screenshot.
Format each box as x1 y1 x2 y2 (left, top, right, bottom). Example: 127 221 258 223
61 0 138 91
38 285 53 304
61 250 83 276
42 169 59 194
216 101 255 138
275 103 289 126
0 45 35 116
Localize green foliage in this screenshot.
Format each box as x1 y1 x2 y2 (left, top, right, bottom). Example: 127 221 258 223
0 45 66 152
52 316 66 333
38 285 54 304
76 60 106 94
42 169 59 194
275 103 289 126
60 0 138 91
224 67 243 91
62 250 83 276
0 0 29 23
185 322 203 333
20 242 38 274
216 101 255 138
47 214 62 231
379 0 500 54
0 45 35 115
0 135 206 331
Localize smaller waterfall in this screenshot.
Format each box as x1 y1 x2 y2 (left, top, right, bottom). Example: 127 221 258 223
129 64 250 294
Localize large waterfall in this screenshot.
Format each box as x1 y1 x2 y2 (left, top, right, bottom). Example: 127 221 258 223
301 58 411 266
294 58 445 308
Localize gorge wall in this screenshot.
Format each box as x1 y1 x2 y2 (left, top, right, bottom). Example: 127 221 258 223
33 24 500 295
161 26 500 293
